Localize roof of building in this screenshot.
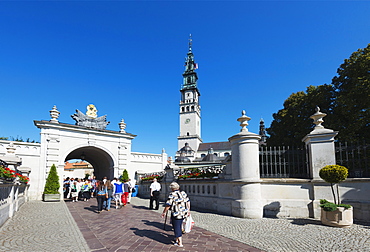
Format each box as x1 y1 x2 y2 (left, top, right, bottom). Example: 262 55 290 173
198 141 230 151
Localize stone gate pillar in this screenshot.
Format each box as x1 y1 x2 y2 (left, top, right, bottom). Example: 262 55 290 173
228 111 262 219
302 107 338 180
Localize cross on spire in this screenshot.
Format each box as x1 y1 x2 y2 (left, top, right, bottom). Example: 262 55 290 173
188 34 192 52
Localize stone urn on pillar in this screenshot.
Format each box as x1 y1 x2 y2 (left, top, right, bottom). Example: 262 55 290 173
228 110 262 219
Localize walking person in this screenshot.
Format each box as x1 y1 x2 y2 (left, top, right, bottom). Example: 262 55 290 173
127 179 134 204
91 176 97 198
103 180 113 211
149 178 161 210
121 180 130 206
113 178 123 209
70 181 79 202
161 182 190 248
63 177 71 198
95 180 107 214
82 179 92 201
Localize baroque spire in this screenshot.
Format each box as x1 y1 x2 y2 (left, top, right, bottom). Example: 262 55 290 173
182 34 198 90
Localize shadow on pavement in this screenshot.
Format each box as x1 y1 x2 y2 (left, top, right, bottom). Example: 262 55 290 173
132 205 151 210
130 227 173 245
83 205 98 213
289 218 322 226
141 219 172 231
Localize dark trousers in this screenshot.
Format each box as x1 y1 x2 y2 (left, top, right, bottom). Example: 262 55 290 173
97 195 106 212
83 191 91 200
171 217 184 238
149 191 160 209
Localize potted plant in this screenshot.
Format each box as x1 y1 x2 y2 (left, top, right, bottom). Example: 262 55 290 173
319 164 353 228
43 164 61 202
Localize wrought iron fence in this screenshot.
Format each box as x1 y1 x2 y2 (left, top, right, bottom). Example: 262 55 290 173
259 145 310 178
335 141 370 178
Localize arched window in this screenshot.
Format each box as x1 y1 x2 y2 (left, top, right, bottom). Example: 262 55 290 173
201 154 206 158
187 132 190 136
186 106 189 112
191 106 194 111
224 152 230 157
182 107 185 112
214 153 218 156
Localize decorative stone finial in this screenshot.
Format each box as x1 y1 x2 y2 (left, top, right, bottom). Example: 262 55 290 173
50 105 60 123
310 106 327 129
119 119 126 133
237 110 251 132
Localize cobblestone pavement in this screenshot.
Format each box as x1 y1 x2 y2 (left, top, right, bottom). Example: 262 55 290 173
0 201 89 252
132 197 370 252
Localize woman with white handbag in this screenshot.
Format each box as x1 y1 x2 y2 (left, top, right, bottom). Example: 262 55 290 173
161 182 190 248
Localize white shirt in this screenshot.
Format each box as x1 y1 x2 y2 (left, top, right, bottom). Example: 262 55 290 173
150 181 161 192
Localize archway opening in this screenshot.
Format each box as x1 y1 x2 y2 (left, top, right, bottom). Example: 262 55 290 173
65 146 114 180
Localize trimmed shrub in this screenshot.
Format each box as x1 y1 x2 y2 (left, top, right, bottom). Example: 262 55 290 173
43 164 60 194
319 165 349 206
120 169 129 182
319 165 348 184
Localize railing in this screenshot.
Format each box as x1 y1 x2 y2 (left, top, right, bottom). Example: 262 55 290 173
0 181 29 227
259 145 310 178
335 141 370 178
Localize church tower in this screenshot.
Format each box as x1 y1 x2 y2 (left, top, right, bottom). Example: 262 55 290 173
177 35 202 153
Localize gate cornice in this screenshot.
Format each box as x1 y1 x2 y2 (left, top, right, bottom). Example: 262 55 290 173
34 120 136 139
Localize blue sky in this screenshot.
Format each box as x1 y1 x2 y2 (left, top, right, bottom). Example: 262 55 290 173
1 1 370 158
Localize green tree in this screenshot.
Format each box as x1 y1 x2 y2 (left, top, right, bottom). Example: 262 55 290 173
267 84 335 146
120 169 129 182
43 164 60 194
331 44 370 142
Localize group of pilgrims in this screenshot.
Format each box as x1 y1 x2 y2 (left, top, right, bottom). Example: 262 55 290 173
63 176 134 213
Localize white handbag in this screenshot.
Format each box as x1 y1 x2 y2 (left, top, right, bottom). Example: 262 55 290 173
184 215 194 233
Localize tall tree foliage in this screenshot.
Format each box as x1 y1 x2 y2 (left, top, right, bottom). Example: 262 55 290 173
267 85 335 146
332 44 370 142
267 43 370 146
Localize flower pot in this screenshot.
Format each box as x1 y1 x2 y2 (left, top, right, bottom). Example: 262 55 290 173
321 207 353 228
43 194 61 202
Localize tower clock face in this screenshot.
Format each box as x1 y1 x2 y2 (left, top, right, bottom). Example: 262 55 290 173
185 118 191 124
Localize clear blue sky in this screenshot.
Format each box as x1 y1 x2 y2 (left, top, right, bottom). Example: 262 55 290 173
1 1 369 158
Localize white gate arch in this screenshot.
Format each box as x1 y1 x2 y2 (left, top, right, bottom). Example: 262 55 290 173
34 117 136 200
0 106 168 201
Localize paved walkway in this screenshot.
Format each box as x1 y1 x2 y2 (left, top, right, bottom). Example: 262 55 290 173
1 197 370 251
0 200 89 252
67 197 259 252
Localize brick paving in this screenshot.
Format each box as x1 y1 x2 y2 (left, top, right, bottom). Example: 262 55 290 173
67 198 261 252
